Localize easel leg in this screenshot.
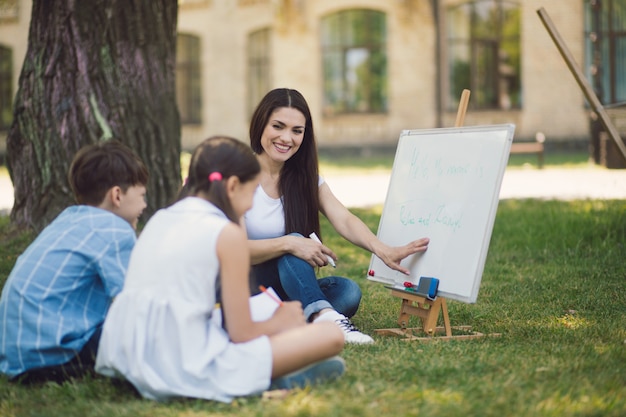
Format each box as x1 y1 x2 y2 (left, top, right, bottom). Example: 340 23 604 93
398 298 412 329
441 298 452 337
376 290 499 341
422 298 442 335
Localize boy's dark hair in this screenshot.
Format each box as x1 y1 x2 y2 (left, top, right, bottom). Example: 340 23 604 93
68 140 149 206
179 136 260 222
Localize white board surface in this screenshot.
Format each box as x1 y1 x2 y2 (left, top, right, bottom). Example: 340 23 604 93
367 124 515 303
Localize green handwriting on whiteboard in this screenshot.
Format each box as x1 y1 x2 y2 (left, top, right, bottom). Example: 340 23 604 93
399 203 463 232
409 149 484 181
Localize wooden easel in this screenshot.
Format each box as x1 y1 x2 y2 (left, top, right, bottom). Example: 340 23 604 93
375 89 499 342
454 89 471 128
374 288 489 341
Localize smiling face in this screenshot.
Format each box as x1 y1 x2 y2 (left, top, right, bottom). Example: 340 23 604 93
259 107 306 164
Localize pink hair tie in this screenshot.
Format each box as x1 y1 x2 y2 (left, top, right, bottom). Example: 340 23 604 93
208 172 223 182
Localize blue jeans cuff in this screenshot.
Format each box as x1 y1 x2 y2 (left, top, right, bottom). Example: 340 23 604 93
303 300 334 321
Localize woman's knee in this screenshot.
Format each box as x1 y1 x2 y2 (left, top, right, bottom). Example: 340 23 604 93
277 252 313 272
343 279 362 302
319 277 362 318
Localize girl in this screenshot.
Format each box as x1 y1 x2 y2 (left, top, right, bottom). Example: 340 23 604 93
96 136 345 402
245 88 430 344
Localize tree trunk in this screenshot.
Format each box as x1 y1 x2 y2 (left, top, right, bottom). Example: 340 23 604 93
6 0 180 232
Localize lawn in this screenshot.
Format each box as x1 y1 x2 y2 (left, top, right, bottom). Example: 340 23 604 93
1 151 625 416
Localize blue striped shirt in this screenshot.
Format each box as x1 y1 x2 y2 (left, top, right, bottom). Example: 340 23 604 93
0 206 136 377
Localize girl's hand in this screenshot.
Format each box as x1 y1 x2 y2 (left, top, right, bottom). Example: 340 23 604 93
376 237 430 275
271 300 307 330
288 235 337 268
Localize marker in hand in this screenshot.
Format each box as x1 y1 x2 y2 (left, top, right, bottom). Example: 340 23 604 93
309 232 336 268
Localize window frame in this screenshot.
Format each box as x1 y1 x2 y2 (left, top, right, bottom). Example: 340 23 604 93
176 33 202 125
320 8 388 116
0 45 12 131
445 0 521 111
247 28 272 118
584 0 626 105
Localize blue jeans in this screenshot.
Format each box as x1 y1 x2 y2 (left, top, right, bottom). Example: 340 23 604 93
252 253 362 320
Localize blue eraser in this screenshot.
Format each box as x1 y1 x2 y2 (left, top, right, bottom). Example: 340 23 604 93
417 276 439 299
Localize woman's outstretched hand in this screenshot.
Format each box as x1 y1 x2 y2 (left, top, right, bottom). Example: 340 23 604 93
375 237 430 275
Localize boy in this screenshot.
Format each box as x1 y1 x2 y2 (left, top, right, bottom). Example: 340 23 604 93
0 140 149 384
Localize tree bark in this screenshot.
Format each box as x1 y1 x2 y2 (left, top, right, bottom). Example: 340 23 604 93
6 0 180 232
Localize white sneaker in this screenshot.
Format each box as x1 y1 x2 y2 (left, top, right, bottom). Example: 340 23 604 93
314 310 374 344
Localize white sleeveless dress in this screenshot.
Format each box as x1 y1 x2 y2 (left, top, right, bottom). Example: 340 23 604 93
96 197 272 402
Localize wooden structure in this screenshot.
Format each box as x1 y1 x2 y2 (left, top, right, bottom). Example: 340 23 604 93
374 288 496 342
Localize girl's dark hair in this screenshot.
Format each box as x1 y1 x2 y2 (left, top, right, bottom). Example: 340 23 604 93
69 140 149 206
179 136 260 222
249 88 320 238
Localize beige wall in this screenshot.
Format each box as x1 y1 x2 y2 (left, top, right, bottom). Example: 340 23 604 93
179 0 441 150
179 0 592 151
1 0 593 154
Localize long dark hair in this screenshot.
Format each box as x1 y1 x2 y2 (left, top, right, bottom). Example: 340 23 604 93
179 136 260 223
249 88 320 238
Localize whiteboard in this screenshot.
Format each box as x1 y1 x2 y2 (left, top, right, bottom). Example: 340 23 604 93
367 124 515 303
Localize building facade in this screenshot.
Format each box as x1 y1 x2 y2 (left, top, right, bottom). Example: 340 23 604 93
1 0 625 153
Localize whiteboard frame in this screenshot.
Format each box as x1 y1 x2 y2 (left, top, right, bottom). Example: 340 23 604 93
367 124 515 303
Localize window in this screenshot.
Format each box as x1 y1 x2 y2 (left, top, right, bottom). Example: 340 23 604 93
176 33 202 124
320 9 387 115
0 45 12 130
446 0 521 110
247 28 272 116
0 0 19 21
585 0 626 105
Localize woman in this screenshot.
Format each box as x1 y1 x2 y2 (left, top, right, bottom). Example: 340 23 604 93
245 88 429 344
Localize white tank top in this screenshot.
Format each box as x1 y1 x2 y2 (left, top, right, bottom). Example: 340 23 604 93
244 176 324 239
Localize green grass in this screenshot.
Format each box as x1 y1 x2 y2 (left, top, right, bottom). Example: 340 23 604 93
1 197 625 416
0 151 623 416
